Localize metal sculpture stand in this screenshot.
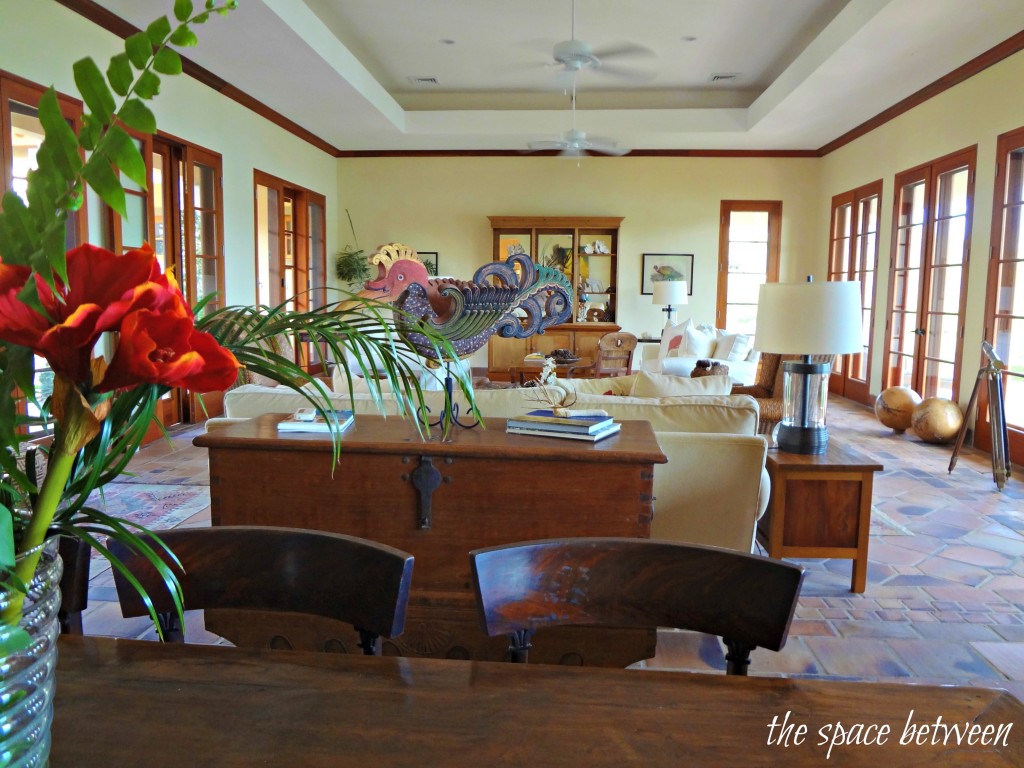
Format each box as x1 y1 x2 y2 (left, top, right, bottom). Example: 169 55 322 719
422 362 480 431
949 342 1012 491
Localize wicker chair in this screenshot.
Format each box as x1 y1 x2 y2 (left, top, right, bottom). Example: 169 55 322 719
731 354 835 435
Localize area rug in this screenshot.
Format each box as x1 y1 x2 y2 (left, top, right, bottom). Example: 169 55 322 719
869 506 914 536
81 482 210 552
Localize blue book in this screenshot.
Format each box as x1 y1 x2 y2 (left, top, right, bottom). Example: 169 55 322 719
506 409 613 434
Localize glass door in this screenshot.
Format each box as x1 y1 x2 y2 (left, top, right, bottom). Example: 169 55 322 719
828 181 881 405
885 148 975 400
716 201 781 334
980 127 1024 465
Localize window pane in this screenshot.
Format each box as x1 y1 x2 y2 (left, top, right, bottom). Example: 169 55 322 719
727 273 765 304
726 304 758 334
995 256 1024 316
925 312 959 361
256 184 279 306
927 264 962 313
923 358 955 400
122 193 147 249
728 211 768 241
938 167 970 217
198 257 219 306
309 201 325 309
727 241 768 272
193 163 216 209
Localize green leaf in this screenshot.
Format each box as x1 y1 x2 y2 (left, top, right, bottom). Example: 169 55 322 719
205 0 216 8
153 47 182 75
134 70 161 100
106 53 133 97
193 12 209 24
169 26 199 47
106 125 148 191
145 16 172 48
0 508 15 571
78 114 102 151
73 57 116 124
36 90 82 182
125 32 152 69
83 161 126 218
173 0 193 22
118 99 157 134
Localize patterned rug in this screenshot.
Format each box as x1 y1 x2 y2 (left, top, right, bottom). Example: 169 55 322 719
82 482 210 547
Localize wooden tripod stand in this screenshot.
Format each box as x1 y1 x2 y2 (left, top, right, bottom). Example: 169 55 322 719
948 342 1011 491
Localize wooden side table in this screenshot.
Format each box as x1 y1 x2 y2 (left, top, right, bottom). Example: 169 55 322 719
758 438 883 593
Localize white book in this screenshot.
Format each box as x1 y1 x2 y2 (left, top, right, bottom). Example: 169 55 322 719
277 409 354 433
505 422 621 443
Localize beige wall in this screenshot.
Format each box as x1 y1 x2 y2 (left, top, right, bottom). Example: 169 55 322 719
338 155 821 368
819 48 1024 405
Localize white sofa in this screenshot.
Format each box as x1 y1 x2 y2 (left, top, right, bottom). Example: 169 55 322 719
640 319 760 386
211 371 770 553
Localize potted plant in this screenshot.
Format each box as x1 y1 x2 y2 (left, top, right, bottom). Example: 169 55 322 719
0 3 471 761
334 210 370 288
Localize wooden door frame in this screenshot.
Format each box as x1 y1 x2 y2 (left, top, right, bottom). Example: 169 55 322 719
716 201 781 329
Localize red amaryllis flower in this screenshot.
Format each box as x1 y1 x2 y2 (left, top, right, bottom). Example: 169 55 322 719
98 309 239 393
0 260 49 347
31 244 191 382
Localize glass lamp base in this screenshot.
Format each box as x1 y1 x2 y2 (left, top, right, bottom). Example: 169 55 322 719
777 424 829 454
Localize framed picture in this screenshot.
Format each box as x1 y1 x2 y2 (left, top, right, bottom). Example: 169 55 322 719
419 251 439 276
641 253 694 295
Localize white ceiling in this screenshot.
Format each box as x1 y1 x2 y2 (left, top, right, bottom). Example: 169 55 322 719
93 0 1024 153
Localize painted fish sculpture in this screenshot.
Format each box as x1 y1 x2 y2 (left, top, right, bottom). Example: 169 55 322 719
357 243 572 364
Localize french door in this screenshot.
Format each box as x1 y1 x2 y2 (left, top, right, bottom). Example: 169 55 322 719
980 127 1024 465
828 181 882 405
254 171 327 372
884 147 975 400
150 137 226 423
716 201 781 333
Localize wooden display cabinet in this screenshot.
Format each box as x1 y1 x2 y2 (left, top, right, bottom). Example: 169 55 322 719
487 216 622 379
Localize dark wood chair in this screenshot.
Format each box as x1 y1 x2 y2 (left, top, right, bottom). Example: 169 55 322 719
109 526 414 654
470 537 803 674
567 332 637 379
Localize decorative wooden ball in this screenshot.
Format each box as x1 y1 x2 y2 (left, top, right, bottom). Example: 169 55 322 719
874 386 922 433
911 398 963 443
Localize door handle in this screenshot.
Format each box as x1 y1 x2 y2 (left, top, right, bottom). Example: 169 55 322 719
913 328 926 336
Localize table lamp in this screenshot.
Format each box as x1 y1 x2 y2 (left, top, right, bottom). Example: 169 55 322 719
652 280 688 328
754 277 862 454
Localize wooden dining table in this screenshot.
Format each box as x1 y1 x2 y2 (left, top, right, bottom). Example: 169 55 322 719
52 636 1023 766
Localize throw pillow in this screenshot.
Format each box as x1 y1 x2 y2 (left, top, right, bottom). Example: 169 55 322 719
715 332 754 362
683 325 717 357
628 371 733 398
658 318 692 360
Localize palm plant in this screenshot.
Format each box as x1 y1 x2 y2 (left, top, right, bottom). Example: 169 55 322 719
0 0 474 637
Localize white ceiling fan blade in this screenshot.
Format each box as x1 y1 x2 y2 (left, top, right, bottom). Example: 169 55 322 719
591 42 655 61
589 62 656 83
589 144 631 156
528 140 569 151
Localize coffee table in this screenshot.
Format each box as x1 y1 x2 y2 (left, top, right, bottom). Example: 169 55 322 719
757 437 883 593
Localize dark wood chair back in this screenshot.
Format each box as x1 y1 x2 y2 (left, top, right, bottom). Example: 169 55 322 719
109 526 414 654
470 537 803 674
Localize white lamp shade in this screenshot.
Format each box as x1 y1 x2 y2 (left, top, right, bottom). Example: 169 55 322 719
755 280 863 354
652 280 689 306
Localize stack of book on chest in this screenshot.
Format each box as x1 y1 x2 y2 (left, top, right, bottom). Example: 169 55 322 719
506 409 620 442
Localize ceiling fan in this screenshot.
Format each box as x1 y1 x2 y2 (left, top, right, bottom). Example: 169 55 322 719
541 0 656 88
527 75 629 157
